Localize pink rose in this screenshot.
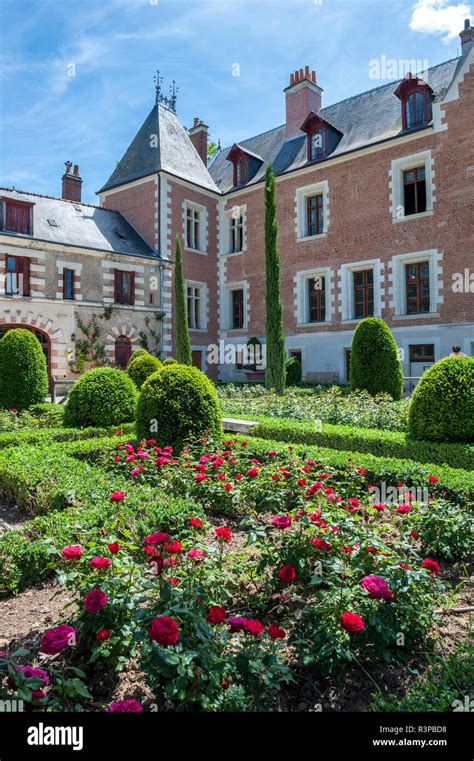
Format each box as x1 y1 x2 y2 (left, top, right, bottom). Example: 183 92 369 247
84 588 108 613
40 625 77 654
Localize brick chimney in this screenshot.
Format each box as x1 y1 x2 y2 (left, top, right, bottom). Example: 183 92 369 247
189 118 209 165
61 161 82 202
285 66 323 138
460 18 474 55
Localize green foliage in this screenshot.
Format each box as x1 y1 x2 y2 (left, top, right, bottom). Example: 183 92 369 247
0 329 48 410
264 165 285 395
406 500 473 560
409 356 474 442
173 236 192 365
162 357 178 365
136 364 221 449
129 348 149 363
285 357 302 386
70 308 113 373
252 417 474 469
126 353 162 389
63 368 138 428
350 318 403 400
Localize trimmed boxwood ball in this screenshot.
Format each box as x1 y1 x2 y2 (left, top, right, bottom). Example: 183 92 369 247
285 357 302 386
350 317 403 400
126 353 162 389
128 348 149 363
64 367 138 428
162 357 178 365
0 328 48 410
136 364 222 449
408 356 474 443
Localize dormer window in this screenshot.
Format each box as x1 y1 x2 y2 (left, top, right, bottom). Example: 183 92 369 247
235 158 247 186
0 198 34 235
310 127 326 160
226 143 263 189
394 75 433 131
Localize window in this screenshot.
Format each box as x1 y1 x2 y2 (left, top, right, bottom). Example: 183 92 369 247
114 270 134 305
405 261 430 314
306 195 324 237
1 200 32 235
235 159 247 186
5 255 30 296
405 92 425 129
403 166 426 216
115 336 132 369
409 344 434 362
310 128 326 160
186 206 201 250
394 76 433 131
230 214 243 253
63 268 75 300
187 285 202 329
354 269 374 318
308 276 326 322
232 289 244 329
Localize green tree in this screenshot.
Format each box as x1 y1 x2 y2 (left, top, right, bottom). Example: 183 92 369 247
173 235 192 365
264 165 286 394
349 317 403 400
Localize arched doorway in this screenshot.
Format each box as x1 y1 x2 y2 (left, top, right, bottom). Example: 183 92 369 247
0 324 51 386
115 335 132 369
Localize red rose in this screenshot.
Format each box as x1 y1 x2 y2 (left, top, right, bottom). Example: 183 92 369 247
188 548 207 561
244 619 265 636
148 616 179 647
144 531 169 545
89 557 111 569
340 612 365 634
61 545 83 561
110 491 125 502
309 538 331 551
297 478 306 487
96 629 110 642
428 475 439 483
207 605 227 624
194 473 207 482
247 467 259 478
164 539 182 555
271 515 292 529
221 678 231 690
108 699 143 712
40 625 77 654
107 542 120 554
421 558 441 575
215 526 232 542
268 623 286 640
278 564 296 584
189 517 203 528
84 588 108 613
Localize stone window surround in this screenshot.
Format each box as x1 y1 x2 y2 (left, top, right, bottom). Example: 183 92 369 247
389 149 435 222
224 280 249 331
185 278 208 332
56 260 83 302
294 266 334 325
223 203 247 255
182 199 208 254
388 249 443 318
295 179 329 241
338 258 384 322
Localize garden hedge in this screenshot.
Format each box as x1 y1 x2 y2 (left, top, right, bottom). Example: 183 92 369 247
350 317 403 400
0 423 135 451
126 352 162 389
252 417 474 470
64 367 138 428
0 328 48 410
409 356 474 443
136 364 222 449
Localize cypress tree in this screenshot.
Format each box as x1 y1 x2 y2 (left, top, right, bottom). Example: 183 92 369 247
264 165 286 394
173 235 192 365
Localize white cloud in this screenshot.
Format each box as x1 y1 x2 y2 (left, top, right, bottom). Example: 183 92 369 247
409 0 471 41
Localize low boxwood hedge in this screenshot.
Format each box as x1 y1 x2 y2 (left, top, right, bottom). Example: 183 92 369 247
252 418 474 470
0 423 135 451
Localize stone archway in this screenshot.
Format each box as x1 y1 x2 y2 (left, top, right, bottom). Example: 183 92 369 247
0 308 69 385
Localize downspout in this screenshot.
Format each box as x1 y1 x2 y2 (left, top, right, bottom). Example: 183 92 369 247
157 172 165 357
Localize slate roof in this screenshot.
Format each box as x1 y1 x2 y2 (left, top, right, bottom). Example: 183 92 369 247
209 57 461 193
98 103 219 194
0 189 155 258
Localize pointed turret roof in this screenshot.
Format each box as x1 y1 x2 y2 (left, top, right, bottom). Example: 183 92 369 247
98 103 219 194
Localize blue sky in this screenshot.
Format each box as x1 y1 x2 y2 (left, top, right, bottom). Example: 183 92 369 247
0 0 470 203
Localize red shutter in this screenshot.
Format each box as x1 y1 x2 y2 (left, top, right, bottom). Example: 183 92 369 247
129 271 135 305
21 257 30 296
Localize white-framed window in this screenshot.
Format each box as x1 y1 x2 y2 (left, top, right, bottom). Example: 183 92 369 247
295 180 329 241
185 280 207 330
388 249 442 318
389 150 435 221
295 267 334 325
183 201 207 252
224 204 246 254
338 259 384 322
225 281 249 330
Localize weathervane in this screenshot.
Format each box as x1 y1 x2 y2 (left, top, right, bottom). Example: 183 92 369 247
154 70 178 113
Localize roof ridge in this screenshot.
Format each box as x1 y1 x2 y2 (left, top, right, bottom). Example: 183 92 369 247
0 186 112 211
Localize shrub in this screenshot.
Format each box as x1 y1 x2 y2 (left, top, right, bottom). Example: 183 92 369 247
126 353 162 389
64 368 138 428
408 356 474 442
128 348 149 363
162 357 178 365
136 364 221 449
0 329 48 410
350 318 403 400
285 357 302 386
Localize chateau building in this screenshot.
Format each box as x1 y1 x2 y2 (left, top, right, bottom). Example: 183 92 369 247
1 20 473 386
